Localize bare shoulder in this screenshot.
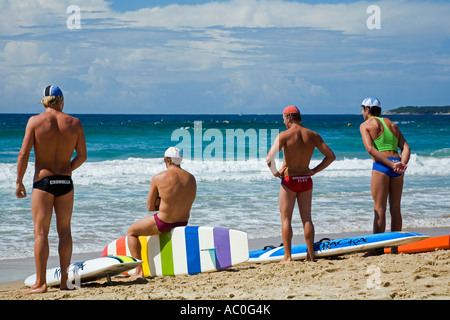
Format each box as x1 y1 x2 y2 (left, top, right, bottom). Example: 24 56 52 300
382 117 396 127
278 129 289 140
308 129 324 144
61 113 82 125
360 118 377 130
300 126 319 138
26 113 46 128
152 170 166 181
383 117 400 134
186 169 196 183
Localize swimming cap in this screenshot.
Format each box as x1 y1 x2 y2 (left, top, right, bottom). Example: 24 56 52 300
361 97 381 107
164 147 183 165
283 105 300 114
43 85 63 97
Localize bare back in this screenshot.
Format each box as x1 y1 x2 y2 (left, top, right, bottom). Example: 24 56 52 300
149 166 197 223
280 124 319 176
25 110 85 181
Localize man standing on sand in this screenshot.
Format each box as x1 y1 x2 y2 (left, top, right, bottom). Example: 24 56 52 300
15 85 87 294
127 147 196 277
266 106 335 262
360 97 410 255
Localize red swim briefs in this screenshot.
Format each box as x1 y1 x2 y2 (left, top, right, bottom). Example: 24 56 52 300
281 175 313 193
154 213 188 233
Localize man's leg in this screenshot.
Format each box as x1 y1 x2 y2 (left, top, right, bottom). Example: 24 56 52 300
371 171 390 234
388 175 404 254
54 190 74 290
28 189 54 294
279 185 296 263
364 171 390 257
297 189 314 261
127 215 160 277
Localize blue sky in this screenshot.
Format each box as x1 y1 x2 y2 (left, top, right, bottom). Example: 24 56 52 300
1 0 449 114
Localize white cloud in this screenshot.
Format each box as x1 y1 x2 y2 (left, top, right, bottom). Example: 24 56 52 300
0 0 449 113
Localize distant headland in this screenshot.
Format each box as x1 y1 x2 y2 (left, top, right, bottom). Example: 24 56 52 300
384 106 450 115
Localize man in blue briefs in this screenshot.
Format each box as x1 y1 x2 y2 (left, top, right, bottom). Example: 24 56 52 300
127 147 197 277
267 106 335 263
360 97 410 255
16 85 87 293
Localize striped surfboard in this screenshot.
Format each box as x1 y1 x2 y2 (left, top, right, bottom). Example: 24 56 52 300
25 256 142 287
102 226 249 277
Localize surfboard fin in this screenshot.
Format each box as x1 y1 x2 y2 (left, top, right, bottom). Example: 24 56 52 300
201 248 217 268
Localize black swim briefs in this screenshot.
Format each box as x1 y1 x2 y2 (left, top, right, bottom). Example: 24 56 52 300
33 175 74 197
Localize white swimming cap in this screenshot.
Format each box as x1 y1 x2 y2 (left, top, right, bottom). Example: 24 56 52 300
361 97 381 107
164 147 183 165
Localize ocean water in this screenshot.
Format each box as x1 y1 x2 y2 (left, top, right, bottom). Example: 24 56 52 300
0 113 449 260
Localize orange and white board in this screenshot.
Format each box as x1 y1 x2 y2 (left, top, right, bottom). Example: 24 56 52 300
384 235 450 254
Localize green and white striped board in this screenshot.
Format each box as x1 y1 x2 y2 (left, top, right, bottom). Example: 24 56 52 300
102 226 249 277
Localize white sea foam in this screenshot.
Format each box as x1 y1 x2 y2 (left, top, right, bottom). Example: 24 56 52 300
1 154 449 260
2 154 448 187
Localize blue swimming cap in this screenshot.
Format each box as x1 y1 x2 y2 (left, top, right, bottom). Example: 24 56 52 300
361 97 381 107
43 85 63 97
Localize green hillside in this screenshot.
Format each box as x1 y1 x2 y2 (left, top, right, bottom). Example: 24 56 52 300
385 106 450 114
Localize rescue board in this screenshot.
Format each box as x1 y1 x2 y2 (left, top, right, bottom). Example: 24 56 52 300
249 232 429 262
24 256 142 287
102 226 249 277
384 235 450 254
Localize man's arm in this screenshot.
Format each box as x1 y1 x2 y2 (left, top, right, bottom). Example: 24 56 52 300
15 118 35 198
397 131 410 164
359 123 397 169
266 133 285 177
71 120 87 172
147 176 160 211
392 130 410 174
310 133 335 175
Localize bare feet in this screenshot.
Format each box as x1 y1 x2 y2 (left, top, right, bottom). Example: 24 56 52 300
363 248 384 257
279 257 292 263
130 266 145 278
25 283 47 294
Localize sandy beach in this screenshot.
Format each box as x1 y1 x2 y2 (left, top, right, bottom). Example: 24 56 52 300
0 229 448 302
1 250 448 301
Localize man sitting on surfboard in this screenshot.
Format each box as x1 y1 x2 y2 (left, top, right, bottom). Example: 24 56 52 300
127 147 197 277
266 106 335 262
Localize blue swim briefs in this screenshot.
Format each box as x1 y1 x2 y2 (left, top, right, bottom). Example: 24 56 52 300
372 157 402 178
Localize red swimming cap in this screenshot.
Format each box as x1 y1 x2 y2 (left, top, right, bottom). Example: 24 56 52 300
283 105 300 114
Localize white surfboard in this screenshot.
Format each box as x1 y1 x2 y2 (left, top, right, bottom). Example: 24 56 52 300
102 226 249 277
249 232 429 262
24 256 142 287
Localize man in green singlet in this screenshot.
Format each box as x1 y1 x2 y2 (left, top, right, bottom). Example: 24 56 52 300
360 97 411 255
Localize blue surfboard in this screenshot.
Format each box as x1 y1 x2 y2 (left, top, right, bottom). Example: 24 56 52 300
249 232 429 262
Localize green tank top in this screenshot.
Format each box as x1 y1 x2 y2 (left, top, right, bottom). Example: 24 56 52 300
372 117 398 152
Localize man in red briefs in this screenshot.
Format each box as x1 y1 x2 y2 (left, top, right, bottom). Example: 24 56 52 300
127 147 196 278
267 106 335 262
